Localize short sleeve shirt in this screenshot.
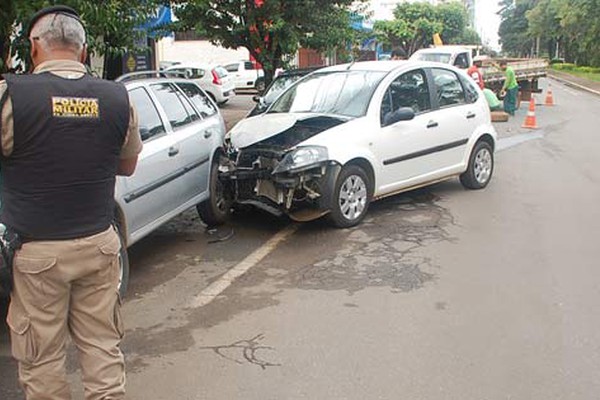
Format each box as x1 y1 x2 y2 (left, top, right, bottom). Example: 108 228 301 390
0 60 142 159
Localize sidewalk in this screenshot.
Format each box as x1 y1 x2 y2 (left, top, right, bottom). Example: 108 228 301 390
548 69 600 96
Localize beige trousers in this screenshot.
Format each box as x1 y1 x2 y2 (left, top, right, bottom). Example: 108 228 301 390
6 227 126 400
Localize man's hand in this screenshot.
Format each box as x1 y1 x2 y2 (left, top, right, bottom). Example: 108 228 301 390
500 90 506 98
117 156 138 176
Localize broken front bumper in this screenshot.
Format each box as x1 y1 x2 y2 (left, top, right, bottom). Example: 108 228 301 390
220 149 341 221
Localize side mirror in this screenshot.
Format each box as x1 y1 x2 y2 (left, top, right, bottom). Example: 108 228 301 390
383 107 415 126
252 95 261 103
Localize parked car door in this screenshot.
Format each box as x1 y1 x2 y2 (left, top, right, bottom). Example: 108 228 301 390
118 86 182 237
427 67 476 171
224 63 243 89
149 82 212 205
373 68 441 192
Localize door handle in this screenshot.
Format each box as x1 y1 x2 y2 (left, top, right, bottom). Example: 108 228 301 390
168 147 179 157
204 130 213 139
427 121 439 129
466 112 476 119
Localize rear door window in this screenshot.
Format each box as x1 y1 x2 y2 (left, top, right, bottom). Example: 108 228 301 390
175 82 218 118
128 87 166 141
431 68 466 108
459 75 479 104
225 64 239 73
150 83 197 129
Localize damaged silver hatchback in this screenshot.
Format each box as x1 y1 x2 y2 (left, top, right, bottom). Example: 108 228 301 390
220 61 497 228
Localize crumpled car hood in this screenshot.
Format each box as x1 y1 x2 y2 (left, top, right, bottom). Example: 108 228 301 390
229 113 349 150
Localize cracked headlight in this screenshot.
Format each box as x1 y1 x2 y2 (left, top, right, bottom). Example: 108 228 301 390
272 146 329 174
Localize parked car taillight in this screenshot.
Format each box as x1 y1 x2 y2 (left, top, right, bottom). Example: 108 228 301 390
212 69 222 85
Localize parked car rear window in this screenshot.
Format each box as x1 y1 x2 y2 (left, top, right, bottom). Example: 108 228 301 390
213 66 229 78
169 67 205 79
150 83 196 129
269 71 386 118
431 68 466 108
225 64 239 72
244 61 255 70
128 87 166 141
176 82 218 118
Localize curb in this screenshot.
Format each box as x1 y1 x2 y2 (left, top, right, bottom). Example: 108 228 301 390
548 72 600 97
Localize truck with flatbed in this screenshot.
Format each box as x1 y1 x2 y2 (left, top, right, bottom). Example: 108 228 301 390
410 46 548 99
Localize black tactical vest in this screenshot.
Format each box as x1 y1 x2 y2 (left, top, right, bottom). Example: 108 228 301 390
1 72 129 240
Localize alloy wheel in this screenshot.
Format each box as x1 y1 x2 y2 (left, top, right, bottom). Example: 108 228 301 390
338 175 368 221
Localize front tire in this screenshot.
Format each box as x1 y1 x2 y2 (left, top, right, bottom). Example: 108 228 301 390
460 141 494 189
255 78 265 93
197 157 231 227
328 165 372 228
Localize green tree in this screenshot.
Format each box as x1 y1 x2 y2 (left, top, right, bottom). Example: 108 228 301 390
173 0 362 87
1 0 165 76
373 1 473 57
498 0 537 57
559 0 600 66
374 2 442 57
436 2 468 44
526 0 564 58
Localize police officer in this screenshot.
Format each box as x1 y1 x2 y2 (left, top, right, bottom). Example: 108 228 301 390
0 5 141 399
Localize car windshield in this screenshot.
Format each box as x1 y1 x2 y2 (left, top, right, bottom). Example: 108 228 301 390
413 53 452 64
268 70 386 118
263 75 306 104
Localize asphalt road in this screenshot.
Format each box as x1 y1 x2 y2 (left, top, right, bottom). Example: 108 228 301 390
2 83 600 399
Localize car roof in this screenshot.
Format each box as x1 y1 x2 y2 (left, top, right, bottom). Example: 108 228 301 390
413 46 470 54
278 66 322 77
316 60 456 73
165 63 221 70
123 78 193 89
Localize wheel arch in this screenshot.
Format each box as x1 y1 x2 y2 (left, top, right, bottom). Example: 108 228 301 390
477 133 496 152
113 202 129 247
344 157 376 196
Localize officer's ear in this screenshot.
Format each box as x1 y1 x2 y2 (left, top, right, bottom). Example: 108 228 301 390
79 44 88 64
29 37 40 68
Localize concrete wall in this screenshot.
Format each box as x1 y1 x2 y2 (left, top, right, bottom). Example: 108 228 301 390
156 37 249 65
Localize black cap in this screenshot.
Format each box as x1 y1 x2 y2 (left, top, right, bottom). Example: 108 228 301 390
27 5 82 37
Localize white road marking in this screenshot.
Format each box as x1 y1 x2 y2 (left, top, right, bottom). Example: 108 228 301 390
189 224 299 308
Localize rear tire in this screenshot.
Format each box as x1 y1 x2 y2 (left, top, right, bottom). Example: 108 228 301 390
460 141 494 190
113 222 130 299
328 165 372 228
197 157 231 227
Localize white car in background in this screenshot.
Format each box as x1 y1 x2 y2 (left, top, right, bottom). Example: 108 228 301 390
223 61 497 228
166 63 236 105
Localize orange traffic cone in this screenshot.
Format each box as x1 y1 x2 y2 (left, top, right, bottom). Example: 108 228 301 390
522 96 538 129
544 85 555 106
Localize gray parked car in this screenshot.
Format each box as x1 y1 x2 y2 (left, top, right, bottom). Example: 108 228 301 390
0 73 229 299
113 73 230 294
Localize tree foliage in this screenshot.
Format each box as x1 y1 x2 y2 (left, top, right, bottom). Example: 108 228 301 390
499 0 600 66
173 0 362 86
373 1 473 58
0 0 165 75
498 0 536 57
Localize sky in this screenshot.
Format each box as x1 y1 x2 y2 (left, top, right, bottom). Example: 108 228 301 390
475 0 502 51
